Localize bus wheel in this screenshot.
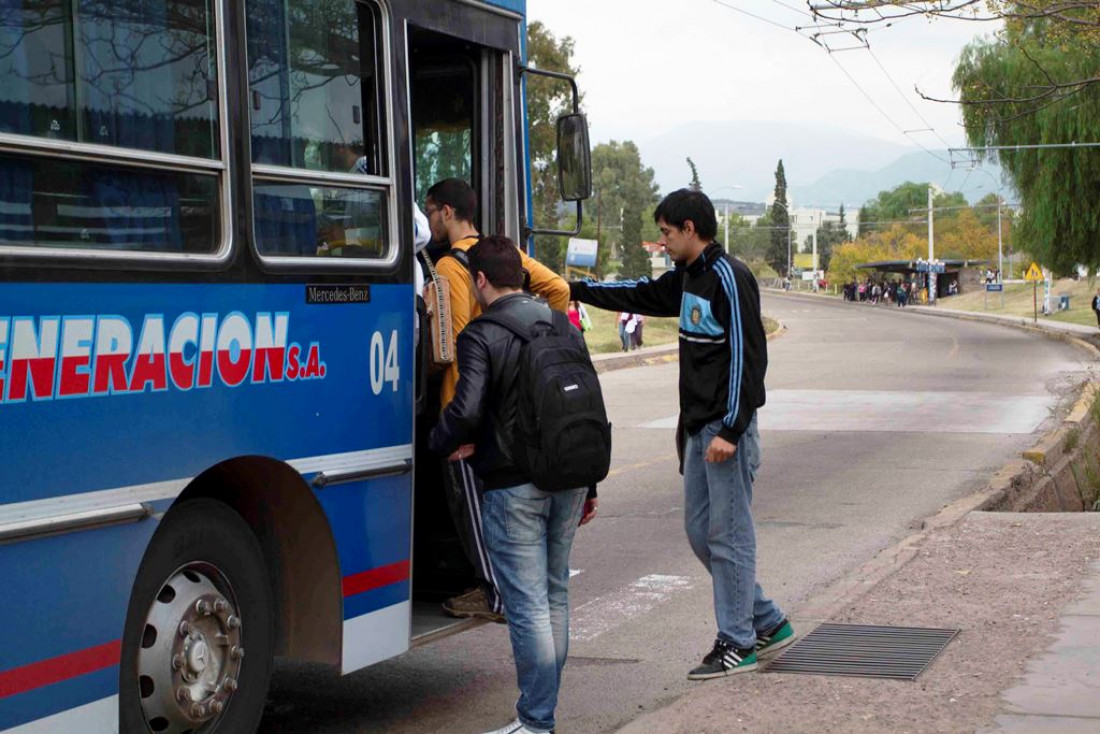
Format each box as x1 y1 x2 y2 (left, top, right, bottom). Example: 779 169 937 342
120 499 274 734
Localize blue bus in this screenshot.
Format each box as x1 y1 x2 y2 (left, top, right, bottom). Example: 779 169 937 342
0 1 589 731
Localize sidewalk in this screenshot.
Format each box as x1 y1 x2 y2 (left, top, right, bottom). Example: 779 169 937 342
618 511 1100 734
612 291 1100 733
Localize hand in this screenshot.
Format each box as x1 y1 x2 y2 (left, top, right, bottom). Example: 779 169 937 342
579 497 599 526
705 435 737 463
448 444 475 462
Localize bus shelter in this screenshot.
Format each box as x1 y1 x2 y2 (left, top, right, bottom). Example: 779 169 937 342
856 259 989 301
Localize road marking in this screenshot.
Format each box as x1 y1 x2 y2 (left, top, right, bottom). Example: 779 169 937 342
570 574 694 642
640 389 1051 434
606 453 677 478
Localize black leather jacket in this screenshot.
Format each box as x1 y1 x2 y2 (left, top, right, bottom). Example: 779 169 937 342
429 292 596 494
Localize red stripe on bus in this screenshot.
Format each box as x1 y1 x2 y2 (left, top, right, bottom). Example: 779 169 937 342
342 560 410 598
0 640 121 699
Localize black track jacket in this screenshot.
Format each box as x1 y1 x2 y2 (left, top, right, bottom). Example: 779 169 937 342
570 242 766 445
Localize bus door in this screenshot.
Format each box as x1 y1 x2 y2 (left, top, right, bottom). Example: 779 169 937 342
398 4 524 641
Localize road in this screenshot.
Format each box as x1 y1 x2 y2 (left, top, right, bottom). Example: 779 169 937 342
259 293 1087 734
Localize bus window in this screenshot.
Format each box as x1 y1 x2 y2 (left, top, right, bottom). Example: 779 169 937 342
247 0 382 175
247 0 391 261
0 154 219 252
0 0 223 255
254 181 387 258
0 0 220 158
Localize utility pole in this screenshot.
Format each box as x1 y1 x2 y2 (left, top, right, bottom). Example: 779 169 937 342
724 200 730 250
927 185 936 304
996 197 1004 307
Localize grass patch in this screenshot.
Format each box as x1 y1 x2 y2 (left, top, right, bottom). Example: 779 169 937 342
580 308 782 355
941 277 1099 327
582 308 678 355
1064 426 1081 453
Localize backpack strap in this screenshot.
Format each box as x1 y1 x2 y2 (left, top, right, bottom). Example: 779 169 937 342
443 247 470 269
477 300 556 343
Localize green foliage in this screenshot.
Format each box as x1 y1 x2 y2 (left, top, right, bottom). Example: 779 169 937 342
687 157 702 191
619 204 652 280
592 140 660 260
766 160 790 275
859 182 966 234
953 15 1100 274
813 220 849 272
526 21 582 270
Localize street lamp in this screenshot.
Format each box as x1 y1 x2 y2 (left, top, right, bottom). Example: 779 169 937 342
708 185 743 248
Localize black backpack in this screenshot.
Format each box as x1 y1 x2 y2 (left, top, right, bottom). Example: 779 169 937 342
480 304 612 492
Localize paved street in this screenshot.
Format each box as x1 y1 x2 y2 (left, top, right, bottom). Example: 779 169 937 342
259 294 1087 734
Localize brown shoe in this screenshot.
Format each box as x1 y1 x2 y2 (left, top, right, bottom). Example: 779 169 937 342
443 587 505 623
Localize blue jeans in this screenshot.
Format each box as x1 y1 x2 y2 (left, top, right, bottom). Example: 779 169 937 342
683 414 784 649
482 483 587 733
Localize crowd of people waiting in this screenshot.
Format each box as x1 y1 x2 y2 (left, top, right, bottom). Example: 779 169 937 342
842 279 923 307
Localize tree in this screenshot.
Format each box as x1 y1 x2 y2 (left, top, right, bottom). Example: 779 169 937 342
828 225 925 284
619 203 652 279
766 160 790 275
811 2 1100 104
526 21 582 271
813 219 849 272
591 140 660 261
686 157 703 191
953 19 1100 273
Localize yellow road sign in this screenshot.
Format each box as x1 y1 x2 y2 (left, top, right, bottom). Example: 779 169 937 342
1024 262 1044 282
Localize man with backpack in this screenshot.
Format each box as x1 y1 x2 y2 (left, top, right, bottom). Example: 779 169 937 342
429 236 607 734
424 178 570 623
569 189 795 681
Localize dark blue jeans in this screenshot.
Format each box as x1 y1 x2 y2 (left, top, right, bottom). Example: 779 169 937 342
482 483 587 733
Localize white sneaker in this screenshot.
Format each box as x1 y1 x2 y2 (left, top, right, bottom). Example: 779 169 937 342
481 718 552 734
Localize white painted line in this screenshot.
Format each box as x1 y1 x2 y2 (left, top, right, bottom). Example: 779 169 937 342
640 390 1052 434
570 574 694 642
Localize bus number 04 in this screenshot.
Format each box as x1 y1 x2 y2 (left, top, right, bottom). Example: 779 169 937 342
369 330 401 395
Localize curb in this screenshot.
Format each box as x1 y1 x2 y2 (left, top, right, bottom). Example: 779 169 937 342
591 319 787 374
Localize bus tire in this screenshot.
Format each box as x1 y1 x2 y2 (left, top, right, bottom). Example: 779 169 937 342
119 499 274 734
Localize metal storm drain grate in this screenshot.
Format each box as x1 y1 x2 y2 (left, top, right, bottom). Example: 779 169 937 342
765 623 959 681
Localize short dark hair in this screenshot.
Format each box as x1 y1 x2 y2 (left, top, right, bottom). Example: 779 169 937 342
468 235 524 289
654 189 717 241
426 178 477 223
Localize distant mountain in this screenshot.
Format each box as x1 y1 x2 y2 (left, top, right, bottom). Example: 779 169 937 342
793 152 1006 208
635 120 913 202
631 120 1002 209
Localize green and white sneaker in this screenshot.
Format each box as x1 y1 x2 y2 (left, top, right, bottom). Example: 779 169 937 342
687 639 758 680
755 618 796 658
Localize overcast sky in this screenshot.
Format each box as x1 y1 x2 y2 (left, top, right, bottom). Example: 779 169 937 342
526 0 998 153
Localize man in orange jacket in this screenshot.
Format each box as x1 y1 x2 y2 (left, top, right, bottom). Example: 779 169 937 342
425 178 571 621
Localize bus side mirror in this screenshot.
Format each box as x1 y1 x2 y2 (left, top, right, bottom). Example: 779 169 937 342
556 113 591 202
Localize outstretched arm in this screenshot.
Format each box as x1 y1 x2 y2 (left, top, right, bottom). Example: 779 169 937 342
570 269 682 317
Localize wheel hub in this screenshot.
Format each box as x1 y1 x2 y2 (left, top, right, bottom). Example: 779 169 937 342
138 566 244 733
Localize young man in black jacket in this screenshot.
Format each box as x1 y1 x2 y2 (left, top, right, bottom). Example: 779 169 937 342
570 189 795 680
429 236 598 734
